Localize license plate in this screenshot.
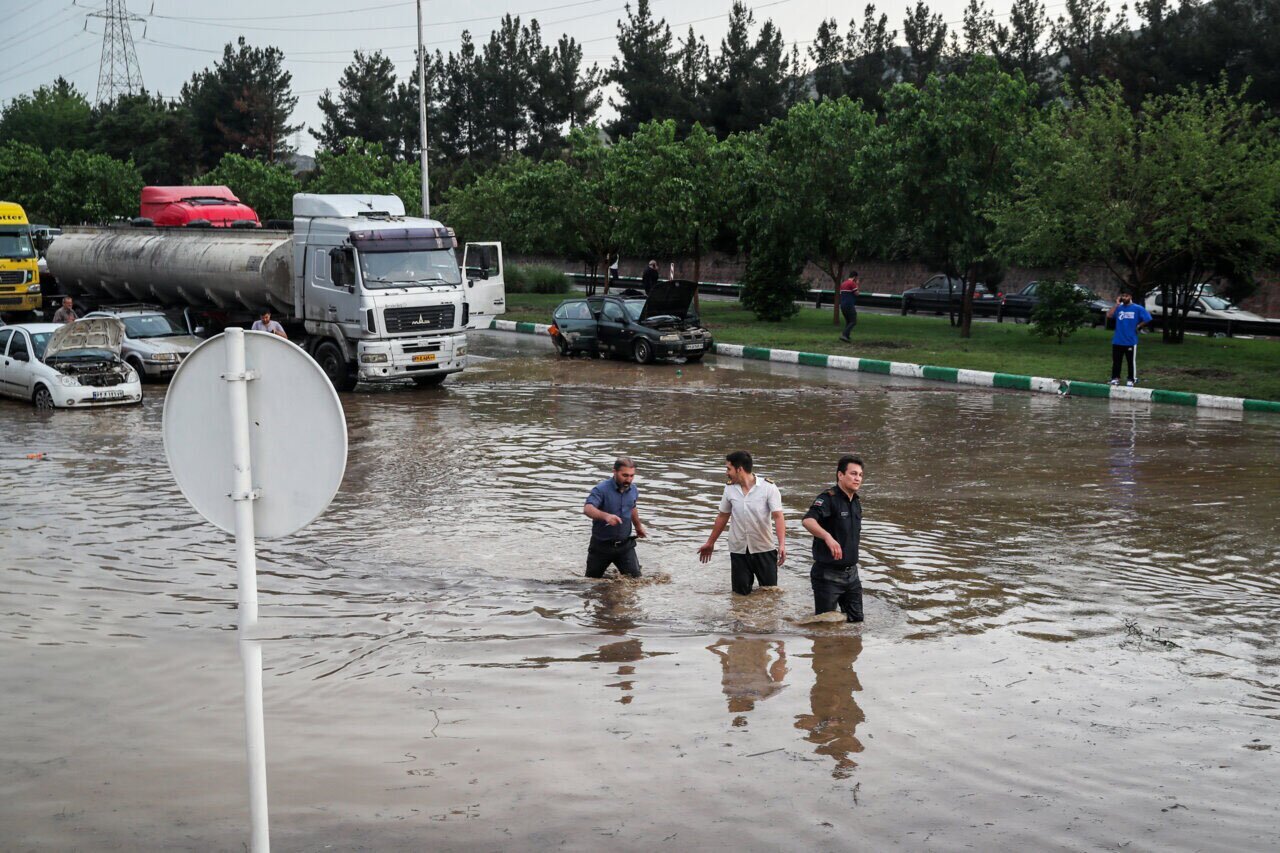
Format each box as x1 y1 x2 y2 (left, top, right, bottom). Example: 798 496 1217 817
92 390 124 400
686 343 704 351
412 353 437 363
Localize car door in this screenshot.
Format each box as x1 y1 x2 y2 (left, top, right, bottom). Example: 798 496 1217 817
597 299 631 355
462 242 506 328
920 276 948 311
4 330 37 399
0 329 14 397
554 300 597 353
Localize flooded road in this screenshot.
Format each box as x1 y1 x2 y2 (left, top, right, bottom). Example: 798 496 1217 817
2 330 1278 850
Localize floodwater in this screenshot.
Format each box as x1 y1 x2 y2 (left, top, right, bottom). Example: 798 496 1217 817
2 330 1278 851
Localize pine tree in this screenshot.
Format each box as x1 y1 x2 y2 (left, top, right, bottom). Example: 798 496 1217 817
312 50 402 157
809 18 846 101
607 0 678 139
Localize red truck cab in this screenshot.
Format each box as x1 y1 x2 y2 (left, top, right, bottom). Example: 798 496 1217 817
140 186 260 228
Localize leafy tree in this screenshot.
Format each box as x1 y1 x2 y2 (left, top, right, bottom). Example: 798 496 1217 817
182 37 300 170
881 57 1038 337
607 0 678 139
92 91 198 185
1029 280 1093 342
0 78 92 154
308 140 422 213
41 149 143 225
197 153 301 222
0 142 52 220
313 51 403 157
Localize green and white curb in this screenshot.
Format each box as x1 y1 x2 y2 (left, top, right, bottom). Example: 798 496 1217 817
487 319 1280 414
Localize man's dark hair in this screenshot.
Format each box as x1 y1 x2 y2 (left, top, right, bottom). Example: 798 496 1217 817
725 450 753 472
613 456 636 471
838 454 864 475
851 271 859 277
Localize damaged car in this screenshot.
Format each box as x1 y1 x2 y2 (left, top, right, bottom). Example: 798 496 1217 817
549 281 714 363
0 318 143 410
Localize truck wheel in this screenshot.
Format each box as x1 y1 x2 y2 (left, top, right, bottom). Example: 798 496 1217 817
33 385 55 411
632 338 654 364
314 341 356 392
412 374 447 388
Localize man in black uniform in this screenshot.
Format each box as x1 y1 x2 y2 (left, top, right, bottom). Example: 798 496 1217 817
802 455 865 622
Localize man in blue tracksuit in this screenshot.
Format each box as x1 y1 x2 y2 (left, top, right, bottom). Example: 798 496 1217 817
1107 290 1152 386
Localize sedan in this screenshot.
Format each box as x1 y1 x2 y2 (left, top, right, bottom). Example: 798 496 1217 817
549 281 714 363
0 318 142 410
83 309 201 380
901 275 1001 317
998 281 1109 325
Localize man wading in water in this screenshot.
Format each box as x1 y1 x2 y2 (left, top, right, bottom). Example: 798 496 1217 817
802 455 865 622
583 457 648 579
697 451 786 594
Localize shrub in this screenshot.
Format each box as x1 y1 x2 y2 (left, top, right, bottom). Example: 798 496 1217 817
504 263 528 293
741 246 805 321
525 265 570 294
1030 280 1093 343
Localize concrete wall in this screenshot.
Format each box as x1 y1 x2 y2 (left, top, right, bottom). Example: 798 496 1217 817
510 252 1280 317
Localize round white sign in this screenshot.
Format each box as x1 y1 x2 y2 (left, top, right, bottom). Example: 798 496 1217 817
162 330 348 539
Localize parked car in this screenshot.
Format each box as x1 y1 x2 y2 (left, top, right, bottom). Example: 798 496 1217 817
83 307 201 380
1145 285 1266 324
549 281 713 363
998 281 1109 325
901 275 1001 316
0 318 142 410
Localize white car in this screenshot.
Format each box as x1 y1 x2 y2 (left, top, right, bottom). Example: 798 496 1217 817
83 309 201 380
0 319 143 410
1145 284 1266 323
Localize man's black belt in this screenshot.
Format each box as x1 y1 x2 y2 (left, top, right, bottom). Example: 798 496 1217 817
592 536 636 548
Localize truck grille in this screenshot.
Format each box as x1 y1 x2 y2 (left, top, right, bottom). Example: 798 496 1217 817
0 270 27 284
384 305 455 334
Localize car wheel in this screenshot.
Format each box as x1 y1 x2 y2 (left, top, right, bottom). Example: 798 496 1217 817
33 385 55 411
553 334 571 357
314 340 357 392
128 356 149 382
633 338 654 364
412 374 447 388
901 297 910 316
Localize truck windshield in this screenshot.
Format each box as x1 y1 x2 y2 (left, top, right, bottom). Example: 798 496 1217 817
358 249 462 288
0 227 35 260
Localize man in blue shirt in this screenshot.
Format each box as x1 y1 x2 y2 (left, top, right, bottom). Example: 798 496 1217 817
583 457 648 578
1107 290 1152 386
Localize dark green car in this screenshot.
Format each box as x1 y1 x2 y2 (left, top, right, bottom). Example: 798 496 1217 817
549 281 714 363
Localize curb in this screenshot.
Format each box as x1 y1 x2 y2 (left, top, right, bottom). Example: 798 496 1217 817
487 320 1280 414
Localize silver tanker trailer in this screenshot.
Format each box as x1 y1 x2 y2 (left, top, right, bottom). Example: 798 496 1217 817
45 193 506 390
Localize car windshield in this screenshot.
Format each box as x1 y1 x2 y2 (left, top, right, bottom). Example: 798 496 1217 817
624 300 646 322
358 249 462 288
1201 295 1233 310
0 227 35 260
31 332 52 360
122 314 185 338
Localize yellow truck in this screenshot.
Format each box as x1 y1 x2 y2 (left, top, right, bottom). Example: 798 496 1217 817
0 201 41 314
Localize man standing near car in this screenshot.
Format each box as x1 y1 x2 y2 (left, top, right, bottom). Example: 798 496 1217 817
838 272 860 342
51 297 77 324
697 451 786 595
802 455 865 623
642 259 660 294
251 309 288 339
1107 290 1151 386
583 457 648 579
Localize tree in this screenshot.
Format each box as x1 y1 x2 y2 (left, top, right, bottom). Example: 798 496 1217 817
41 149 143 225
92 91 199 185
479 15 532 153
312 51 403 157
1029 280 1093 343
705 2 794 138
436 34 487 160
882 57 1038 337
0 142 52 221
809 19 846 101
182 37 300 170
998 80 1280 343
844 5 898 111
197 153 301 222
0 78 92 153
901 1 948 86
607 0 678 139
1051 0 1123 86
672 27 711 131
995 0 1050 91
308 140 422 213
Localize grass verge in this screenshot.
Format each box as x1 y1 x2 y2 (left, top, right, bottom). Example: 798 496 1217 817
502 293 1280 400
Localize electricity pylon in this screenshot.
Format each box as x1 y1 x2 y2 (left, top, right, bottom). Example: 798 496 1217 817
90 0 144 104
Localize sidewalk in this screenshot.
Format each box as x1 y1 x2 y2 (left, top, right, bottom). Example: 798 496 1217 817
487 319 1280 414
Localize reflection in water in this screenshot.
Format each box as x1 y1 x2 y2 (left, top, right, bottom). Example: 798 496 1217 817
707 637 788 725
598 638 644 705
794 636 864 779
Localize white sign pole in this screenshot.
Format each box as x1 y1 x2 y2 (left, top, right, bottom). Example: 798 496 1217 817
223 328 270 853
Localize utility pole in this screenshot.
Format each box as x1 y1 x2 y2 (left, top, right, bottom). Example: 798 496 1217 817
89 0 144 104
416 0 430 217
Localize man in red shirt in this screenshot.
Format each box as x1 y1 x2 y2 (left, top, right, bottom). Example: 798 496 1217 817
838 272 860 342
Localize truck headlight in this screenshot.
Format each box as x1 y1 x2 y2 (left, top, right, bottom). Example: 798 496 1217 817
455 345 466 357
57 374 80 387
28 282 40 293
360 352 389 364
660 334 681 342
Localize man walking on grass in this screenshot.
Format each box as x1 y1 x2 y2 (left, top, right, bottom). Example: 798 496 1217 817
698 451 786 595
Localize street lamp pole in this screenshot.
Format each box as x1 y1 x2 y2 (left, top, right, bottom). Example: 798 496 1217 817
416 0 430 217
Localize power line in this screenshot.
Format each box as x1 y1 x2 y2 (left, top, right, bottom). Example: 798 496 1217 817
146 0 615 32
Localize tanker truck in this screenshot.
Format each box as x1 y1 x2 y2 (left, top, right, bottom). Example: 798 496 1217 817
45 193 505 390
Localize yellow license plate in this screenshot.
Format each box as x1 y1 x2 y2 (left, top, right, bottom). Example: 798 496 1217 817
412 353 436 363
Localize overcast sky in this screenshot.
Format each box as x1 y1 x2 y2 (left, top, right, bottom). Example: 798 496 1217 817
1 0 1078 154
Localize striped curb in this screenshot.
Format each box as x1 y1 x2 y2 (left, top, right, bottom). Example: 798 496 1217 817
487 319 1280 414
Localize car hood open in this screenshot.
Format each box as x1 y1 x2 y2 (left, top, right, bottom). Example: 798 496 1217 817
638 280 698 323
45 317 125 359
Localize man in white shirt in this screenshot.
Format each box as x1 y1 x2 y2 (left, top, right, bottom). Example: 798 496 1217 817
251 309 287 339
697 450 786 595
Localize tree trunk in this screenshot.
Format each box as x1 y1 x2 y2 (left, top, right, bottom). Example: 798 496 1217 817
692 232 701 314
831 260 843 324
960 274 975 338
602 252 611 295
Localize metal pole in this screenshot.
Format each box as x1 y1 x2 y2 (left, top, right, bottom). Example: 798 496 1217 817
416 0 430 217
224 328 270 853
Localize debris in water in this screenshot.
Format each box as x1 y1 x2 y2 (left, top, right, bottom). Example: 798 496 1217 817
794 610 849 625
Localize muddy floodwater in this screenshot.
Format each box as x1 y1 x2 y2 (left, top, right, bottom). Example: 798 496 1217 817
2 331 1279 851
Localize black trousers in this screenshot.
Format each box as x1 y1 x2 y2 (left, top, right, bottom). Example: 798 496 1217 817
730 548 778 595
840 297 858 338
811 563 863 622
586 537 640 578
1111 344 1135 382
